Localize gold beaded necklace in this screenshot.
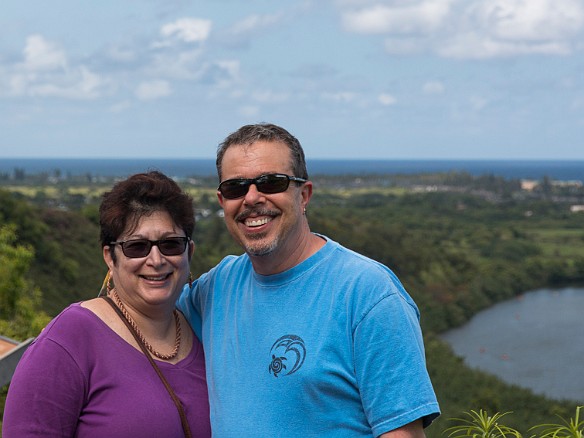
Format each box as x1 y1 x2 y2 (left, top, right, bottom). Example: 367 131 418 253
110 289 181 360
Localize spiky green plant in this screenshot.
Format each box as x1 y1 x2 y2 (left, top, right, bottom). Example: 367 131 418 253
530 406 584 438
445 409 522 438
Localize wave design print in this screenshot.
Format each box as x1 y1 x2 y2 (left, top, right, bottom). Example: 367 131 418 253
268 335 306 378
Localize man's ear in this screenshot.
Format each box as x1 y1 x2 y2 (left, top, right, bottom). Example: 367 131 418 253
300 180 313 211
217 190 225 208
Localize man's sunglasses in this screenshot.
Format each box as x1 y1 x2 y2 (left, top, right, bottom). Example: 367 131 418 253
110 237 189 258
218 173 307 200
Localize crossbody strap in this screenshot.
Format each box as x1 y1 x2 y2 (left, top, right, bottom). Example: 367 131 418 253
102 296 193 438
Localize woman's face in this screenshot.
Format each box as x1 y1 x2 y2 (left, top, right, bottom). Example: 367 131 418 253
103 210 194 313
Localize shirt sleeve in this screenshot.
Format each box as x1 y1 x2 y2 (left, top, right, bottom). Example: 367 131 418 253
2 337 86 438
353 293 440 437
177 281 203 340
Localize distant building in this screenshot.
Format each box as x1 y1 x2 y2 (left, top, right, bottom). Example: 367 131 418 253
520 179 539 191
553 180 583 188
570 205 584 213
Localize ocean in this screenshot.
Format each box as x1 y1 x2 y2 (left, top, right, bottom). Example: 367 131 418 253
1 158 583 181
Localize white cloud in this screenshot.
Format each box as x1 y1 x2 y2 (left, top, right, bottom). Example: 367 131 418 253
160 18 212 44
1 36 105 100
26 66 102 99
239 105 260 117
197 60 241 88
109 100 132 113
230 13 283 36
423 81 445 94
378 93 397 105
470 95 489 111
342 0 453 34
23 34 67 71
251 90 290 103
438 33 572 59
135 80 172 100
384 37 425 55
106 46 137 63
148 49 205 80
334 0 378 6
219 12 285 48
475 0 584 42
571 98 583 110
322 91 359 103
339 0 584 58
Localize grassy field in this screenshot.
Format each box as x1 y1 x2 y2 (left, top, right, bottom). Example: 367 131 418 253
527 228 584 258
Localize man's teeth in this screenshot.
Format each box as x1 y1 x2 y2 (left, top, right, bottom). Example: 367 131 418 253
246 217 271 227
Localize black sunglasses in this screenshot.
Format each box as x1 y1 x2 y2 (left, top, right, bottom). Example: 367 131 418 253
110 237 189 258
218 173 307 200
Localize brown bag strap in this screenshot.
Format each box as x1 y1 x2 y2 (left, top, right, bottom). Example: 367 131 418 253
102 296 192 438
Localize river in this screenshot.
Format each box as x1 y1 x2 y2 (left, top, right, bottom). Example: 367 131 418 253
441 287 584 403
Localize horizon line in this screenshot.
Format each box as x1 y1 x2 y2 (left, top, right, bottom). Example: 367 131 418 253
2 157 584 162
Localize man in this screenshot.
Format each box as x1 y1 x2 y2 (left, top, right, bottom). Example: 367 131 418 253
178 123 440 437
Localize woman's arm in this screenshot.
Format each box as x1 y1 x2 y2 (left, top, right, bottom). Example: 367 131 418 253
2 337 85 437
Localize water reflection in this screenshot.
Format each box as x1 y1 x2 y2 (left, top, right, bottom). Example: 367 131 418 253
441 288 584 402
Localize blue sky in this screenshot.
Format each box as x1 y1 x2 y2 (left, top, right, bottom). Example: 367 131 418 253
1 0 583 159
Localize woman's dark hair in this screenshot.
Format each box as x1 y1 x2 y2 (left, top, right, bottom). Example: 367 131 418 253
99 171 195 261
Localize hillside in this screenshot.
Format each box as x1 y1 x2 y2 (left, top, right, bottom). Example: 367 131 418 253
1 172 584 436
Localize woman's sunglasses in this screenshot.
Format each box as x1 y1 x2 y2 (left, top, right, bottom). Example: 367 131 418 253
110 237 189 258
218 173 307 200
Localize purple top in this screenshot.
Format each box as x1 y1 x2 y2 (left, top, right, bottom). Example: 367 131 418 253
3 303 211 437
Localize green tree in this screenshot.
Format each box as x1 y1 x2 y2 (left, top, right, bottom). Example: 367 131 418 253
0 224 51 339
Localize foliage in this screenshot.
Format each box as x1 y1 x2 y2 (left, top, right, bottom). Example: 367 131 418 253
443 407 584 438
0 224 52 431
1 175 584 435
0 224 51 339
530 406 584 438
0 189 103 315
0 225 31 319
445 410 521 438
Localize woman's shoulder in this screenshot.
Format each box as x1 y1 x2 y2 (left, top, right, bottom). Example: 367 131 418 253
40 301 109 343
80 297 121 327
45 302 94 326
20 303 108 370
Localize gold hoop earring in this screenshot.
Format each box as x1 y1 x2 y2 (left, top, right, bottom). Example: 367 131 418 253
189 272 194 288
98 271 112 297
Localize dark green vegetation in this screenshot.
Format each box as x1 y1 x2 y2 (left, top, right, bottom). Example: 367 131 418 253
1 171 584 436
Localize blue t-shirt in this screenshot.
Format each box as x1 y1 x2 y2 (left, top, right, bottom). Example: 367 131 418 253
178 236 439 437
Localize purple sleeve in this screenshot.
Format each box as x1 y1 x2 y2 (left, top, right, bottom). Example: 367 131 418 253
4 304 210 438
3 337 86 437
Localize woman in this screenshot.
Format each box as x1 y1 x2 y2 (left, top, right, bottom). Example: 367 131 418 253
3 171 211 437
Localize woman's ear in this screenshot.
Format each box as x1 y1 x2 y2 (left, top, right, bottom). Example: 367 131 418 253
188 239 195 261
103 245 115 270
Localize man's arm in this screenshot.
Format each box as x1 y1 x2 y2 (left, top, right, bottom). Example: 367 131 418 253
176 282 203 340
379 419 426 438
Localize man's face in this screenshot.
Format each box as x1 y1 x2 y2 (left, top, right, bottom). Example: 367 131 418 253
217 140 311 259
